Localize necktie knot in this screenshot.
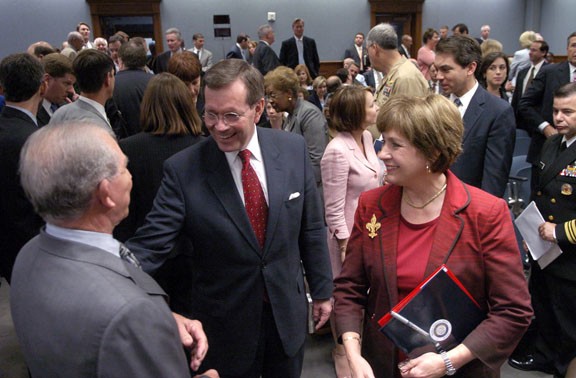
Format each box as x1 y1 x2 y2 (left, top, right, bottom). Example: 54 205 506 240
561 141 568 152
453 98 463 107
50 103 59 113
239 149 251 165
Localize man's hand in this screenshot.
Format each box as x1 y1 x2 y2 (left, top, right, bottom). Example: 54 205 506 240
312 299 332 330
172 312 209 371
538 222 557 243
543 124 558 138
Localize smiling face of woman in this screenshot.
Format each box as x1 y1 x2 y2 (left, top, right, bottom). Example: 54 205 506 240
377 129 429 186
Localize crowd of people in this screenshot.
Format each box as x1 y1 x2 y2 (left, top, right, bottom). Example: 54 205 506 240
1 16 576 378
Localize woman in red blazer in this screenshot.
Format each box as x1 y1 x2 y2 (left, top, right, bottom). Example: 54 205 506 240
333 94 533 377
321 86 384 376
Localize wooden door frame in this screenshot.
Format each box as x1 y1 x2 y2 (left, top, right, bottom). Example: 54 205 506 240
86 0 163 53
369 0 424 54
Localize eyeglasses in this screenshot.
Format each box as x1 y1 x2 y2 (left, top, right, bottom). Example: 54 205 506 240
202 108 251 126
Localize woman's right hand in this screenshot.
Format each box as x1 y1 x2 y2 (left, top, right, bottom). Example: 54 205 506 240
347 354 376 378
337 237 349 263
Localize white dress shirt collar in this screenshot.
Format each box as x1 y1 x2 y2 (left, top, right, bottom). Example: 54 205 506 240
46 223 120 258
450 81 478 118
224 126 269 204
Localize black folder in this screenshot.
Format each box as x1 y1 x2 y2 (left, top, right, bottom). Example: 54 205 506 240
378 265 485 357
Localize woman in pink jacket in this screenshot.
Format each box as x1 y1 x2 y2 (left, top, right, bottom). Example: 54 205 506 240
321 85 384 377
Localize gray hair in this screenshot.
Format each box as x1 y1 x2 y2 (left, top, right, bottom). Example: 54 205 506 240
367 23 398 50
20 122 118 224
165 27 182 40
67 31 83 44
257 24 273 40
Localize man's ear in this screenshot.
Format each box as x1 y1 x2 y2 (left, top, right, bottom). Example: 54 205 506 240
253 97 265 124
467 61 478 77
96 179 115 209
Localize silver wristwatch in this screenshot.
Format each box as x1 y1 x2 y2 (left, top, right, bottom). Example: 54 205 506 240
440 351 457 376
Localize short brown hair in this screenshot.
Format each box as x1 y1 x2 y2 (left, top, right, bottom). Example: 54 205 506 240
168 51 201 85
377 94 463 173
42 53 74 78
140 73 202 136
329 86 372 133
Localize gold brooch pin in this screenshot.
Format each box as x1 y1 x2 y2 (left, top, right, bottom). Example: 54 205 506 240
366 214 381 239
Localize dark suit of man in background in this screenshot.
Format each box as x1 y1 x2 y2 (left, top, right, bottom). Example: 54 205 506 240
226 33 249 60
518 32 576 173
37 52 76 127
50 49 115 132
127 59 333 378
344 32 369 73
508 83 576 376
151 27 184 74
0 53 44 283
253 24 281 76
279 18 320 78
113 40 153 137
511 40 549 127
436 35 515 197
11 122 214 378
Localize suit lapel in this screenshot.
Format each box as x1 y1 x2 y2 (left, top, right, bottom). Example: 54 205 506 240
462 86 485 143
425 174 468 276
342 132 377 174
258 130 284 257
204 139 263 255
378 186 401 307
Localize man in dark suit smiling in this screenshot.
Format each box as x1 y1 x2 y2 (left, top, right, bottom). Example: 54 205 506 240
127 59 333 378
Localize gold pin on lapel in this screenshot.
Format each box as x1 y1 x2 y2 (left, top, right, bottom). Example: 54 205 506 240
366 214 381 239
561 183 573 196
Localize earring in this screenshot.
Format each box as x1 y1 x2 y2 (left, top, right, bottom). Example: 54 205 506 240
426 164 431 173
288 97 293 101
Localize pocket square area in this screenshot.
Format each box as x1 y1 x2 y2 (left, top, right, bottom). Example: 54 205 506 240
288 192 301 200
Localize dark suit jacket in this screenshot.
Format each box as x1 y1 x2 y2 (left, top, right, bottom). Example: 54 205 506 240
252 41 281 76
226 44 244 60
36 103 51 127
115 133 203 242
363 70 376 89
518 61 571 164
0 107 43 282
344 44 369 71
279 36 320 78
450 85 516 197
127 128 333 375
11 230 190 377
151 51 171 73
511 61 549 127
113 69 153 137
533 135 576 280
333 171 533 378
